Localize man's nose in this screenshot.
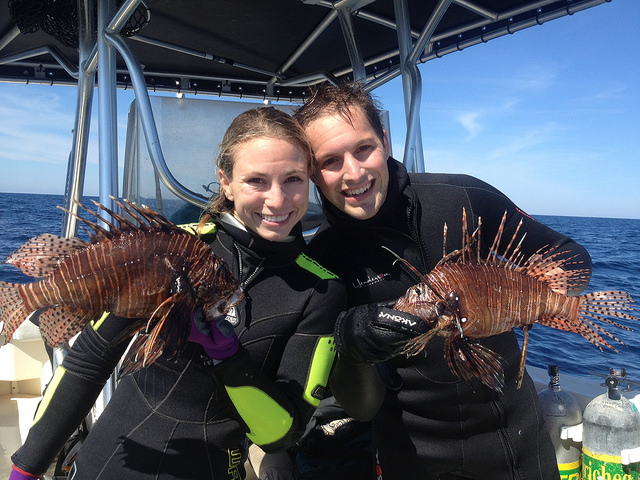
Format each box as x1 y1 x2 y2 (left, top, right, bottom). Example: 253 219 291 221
342 154 362 179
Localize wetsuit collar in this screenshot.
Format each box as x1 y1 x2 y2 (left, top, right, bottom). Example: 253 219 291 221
218 213 306 256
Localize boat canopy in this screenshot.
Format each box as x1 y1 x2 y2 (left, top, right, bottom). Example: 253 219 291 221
0 0 610 235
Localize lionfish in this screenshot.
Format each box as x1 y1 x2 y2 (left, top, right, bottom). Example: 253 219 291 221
391 209 638 393
0 197 243 373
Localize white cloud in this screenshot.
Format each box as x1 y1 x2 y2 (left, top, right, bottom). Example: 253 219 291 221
457 111 482 139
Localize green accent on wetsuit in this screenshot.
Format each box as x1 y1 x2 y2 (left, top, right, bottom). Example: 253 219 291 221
224 385 294 446
90 311 110 331
295 253 338 280
303 335 336 407
32 366 66 426
177 222 217 235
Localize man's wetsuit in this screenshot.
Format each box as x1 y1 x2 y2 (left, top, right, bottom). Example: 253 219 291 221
308 158 592 480
12 217 345 479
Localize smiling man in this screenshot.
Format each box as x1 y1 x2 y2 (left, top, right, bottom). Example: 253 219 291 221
295 82 592 480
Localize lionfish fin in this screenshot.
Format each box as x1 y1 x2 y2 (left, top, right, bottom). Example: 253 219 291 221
381 246 429 283
57 204 112 242
402 328 440 356
0 281 29 344
519 246 591 293
119 293 194 375
36 305 95 346
383 246 451 306
5 233 87 278
445 335 505 393
58 196 189 247
516 325 533 389
437 208 481 266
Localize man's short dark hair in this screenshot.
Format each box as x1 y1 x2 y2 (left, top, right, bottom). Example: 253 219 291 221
294 82 385 143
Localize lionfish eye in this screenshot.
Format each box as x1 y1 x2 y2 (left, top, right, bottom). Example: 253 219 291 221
413 286 422 296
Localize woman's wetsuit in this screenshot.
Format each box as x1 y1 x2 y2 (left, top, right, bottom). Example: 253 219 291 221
308 158 592 480
12 217 345 480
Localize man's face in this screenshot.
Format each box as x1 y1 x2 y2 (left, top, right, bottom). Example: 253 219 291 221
305 108 390 220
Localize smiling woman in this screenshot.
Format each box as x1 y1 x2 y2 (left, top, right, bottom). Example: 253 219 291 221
219 137 309 241
7 106 347 480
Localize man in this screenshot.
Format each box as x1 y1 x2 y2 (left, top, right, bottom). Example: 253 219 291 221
294 82 591 479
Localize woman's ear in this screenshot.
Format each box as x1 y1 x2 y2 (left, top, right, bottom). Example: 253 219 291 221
218 168 233 201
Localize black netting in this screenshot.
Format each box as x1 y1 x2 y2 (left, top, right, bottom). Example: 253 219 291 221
7 0 49 34
40 0 79 48
8 0 150 48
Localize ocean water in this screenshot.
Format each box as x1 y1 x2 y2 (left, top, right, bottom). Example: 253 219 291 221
1 192 639 385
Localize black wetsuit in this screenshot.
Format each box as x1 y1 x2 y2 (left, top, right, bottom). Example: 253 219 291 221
308 158 591 480
12 218 345 480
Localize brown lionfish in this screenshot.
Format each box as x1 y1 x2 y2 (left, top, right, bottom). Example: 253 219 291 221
391 208 638 393
0 197 243 372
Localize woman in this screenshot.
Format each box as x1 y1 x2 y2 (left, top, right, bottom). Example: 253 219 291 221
9 107 346 480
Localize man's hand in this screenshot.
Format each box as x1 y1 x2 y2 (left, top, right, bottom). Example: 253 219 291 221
189 307 239 361
334 304 429 363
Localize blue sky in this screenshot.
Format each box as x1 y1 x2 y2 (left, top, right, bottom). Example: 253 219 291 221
0 0 638 219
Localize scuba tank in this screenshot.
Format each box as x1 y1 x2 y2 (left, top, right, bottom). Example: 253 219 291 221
581 369 640 480
538 365 583 479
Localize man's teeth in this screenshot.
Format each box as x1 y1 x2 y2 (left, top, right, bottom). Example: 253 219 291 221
345 183 370 196
261 213 289 222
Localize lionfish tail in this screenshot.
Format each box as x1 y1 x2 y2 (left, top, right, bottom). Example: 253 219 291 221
0 281 29 345
577 290 638 348
446 336 505 394
536 290 638 353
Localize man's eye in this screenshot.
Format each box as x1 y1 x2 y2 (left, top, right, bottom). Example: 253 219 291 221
320 157 338 169
285 176 304 184
355 144 373 156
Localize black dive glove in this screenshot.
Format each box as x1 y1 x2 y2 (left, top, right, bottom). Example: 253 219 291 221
334 304 429 363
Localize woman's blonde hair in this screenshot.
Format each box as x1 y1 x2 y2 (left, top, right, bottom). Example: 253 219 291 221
206 107 313 217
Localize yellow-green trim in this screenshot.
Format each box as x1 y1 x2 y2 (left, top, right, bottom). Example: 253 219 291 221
177 222 217 235
90 311 111 331
224 385 293 446
32 366 66 425
295 253 338 280
303 335 336 406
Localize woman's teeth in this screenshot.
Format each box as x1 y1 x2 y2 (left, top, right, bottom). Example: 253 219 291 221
261 213 289 222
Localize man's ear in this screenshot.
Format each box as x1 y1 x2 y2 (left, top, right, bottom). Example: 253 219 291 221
382 129 391 158
218 168 233 201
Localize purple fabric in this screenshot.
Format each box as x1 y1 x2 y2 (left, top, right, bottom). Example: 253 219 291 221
189 309 239 361
9 466 40 480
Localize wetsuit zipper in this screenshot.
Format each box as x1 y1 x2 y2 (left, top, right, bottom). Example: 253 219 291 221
234 243 265 290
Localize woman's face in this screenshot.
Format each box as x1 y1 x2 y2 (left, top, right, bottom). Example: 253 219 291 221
219 137 309 241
